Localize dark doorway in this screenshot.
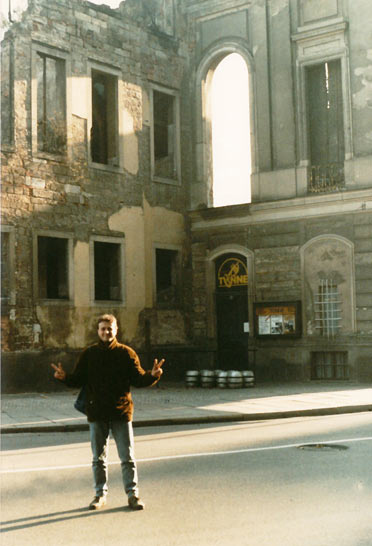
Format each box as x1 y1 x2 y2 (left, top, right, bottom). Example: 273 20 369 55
215 254 249 370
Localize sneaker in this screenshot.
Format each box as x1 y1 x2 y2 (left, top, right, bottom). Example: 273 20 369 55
128 496 145 511
89 496 107 510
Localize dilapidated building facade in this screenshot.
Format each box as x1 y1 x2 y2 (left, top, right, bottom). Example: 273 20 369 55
1 0 372 391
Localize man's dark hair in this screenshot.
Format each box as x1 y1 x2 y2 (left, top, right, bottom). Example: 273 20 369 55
97 314 117 328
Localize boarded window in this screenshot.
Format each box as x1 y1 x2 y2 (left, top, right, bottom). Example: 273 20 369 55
94 241 122 301
153 90 176 179
306 60 344 191
91 71 118 165
1 232 10 300
37 53 66 154
156 248 178 305
38 236 69 299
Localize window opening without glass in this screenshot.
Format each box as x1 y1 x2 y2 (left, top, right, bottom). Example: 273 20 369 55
91 70 118 166
38 236 69 299
37 53 66 154
156 248 178 306
94 241 122 301
1 232 10 300
153 90 176 180
211 53 251 206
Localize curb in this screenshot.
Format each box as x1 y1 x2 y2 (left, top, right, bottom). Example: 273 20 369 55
1 404 371 434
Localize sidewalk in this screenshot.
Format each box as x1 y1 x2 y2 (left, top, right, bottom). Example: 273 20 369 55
1 381 372 433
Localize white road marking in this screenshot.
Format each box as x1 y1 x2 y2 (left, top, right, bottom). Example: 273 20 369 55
1 436 372 475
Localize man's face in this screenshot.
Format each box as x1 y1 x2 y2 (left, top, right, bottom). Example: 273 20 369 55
97 320 117 343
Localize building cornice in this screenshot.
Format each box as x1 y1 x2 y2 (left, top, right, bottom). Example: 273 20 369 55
190 189 372 230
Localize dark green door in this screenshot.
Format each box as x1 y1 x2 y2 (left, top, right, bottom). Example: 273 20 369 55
215 253 249 371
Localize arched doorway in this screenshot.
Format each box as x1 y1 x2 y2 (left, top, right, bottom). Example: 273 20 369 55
214 253 249 370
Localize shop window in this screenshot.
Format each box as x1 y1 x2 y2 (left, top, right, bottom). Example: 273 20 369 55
91 70 118 166
36 53 66 154
152 88 179 181
38 236 69 299
94 241 122 301
306 60 345 192
314 279 341 337
156 248 178 306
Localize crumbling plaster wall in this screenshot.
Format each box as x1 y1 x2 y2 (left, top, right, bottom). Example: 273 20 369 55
1 0 193 356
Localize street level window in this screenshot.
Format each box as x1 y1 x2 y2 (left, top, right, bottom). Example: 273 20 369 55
36 53 66 154
91 70 118 166
314 279 341 337
38 236 69 299
152 89 179 181
306 60 345 192
311 351 349 380
156 248 178 306
94 241 122 301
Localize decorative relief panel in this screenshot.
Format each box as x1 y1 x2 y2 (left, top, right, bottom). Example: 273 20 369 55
299 0 340 26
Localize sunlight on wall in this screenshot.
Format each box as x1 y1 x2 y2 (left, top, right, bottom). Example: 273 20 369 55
212 53 251 207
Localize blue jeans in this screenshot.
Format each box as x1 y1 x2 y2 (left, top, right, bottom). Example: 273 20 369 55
89 420 139 499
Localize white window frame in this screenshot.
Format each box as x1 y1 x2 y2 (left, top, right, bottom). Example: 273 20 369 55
33 230 74 304
150 84 181 185
90 235 126 305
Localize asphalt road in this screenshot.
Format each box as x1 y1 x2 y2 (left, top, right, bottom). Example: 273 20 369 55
1 413 372 546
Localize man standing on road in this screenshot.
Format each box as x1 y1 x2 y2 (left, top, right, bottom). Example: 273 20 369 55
51 314 164 511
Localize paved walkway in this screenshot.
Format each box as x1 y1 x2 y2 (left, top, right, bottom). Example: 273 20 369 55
1 382 372 433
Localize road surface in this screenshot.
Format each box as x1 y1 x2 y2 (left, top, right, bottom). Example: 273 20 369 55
1 412 372 545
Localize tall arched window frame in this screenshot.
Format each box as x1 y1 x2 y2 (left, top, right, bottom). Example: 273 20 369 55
192 42 257 210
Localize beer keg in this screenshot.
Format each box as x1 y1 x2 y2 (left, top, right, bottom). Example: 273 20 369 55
227 370 243 388
185 370 199 388
242 370 255 387
216 370 228 388
200 369 215 388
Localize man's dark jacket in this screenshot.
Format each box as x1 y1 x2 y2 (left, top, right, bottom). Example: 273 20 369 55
64 338 158 422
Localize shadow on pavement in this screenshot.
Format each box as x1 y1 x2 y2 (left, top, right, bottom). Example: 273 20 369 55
1 505 133 533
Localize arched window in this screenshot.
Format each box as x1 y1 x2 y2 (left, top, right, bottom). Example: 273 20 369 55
211 53 251 207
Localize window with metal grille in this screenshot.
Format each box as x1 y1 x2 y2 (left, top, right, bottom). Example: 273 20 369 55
314 279 341 337
306 60 344 192
311 351 349 380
